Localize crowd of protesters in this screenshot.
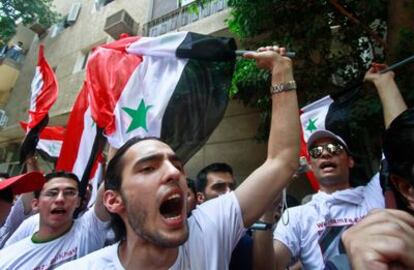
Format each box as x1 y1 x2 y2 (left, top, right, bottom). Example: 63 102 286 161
0 46 413 270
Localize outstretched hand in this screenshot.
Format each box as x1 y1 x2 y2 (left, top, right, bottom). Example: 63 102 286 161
364 63 395 86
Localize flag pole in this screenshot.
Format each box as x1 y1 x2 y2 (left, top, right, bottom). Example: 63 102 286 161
235 50 296 58
332 54 414 100
379 54 414 74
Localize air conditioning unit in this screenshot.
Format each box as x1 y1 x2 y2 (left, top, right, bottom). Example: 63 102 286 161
0 110 9 128
104 10 137 40
67 3 81 25
29 21 47 36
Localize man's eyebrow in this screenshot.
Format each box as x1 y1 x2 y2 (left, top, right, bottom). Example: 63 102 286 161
135 153 164 165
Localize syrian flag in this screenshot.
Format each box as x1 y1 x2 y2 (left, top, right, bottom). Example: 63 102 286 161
19 44 58 164
56 82 105 178
56 83 105 203
19 122 65 161
87 32 236 162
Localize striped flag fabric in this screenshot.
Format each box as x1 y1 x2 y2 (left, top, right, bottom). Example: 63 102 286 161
19 122 65 160
55 82 105 201
27 44 58 129
19 44 58 164
87 31 236 162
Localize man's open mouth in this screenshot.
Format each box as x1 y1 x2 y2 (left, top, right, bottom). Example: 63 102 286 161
160 193 183 221
50 208 67 215
320 161 337 170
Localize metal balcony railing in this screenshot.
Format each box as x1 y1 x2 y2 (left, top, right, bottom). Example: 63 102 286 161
143 0 228 37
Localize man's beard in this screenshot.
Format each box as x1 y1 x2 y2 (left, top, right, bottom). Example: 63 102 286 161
122 192 189 248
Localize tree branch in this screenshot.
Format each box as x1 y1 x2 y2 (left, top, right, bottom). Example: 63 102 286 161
328 0 388 50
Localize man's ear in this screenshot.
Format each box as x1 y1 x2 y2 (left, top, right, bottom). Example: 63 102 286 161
390 175 414 203
348 156 355 169
196 192 205 204
103 190 125 214
31 199 39 212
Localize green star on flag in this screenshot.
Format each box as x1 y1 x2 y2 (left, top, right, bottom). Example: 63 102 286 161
306 118 318 132
122 99 153 133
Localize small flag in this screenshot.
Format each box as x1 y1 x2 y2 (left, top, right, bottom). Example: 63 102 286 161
19 122 65 161
19 45 58 164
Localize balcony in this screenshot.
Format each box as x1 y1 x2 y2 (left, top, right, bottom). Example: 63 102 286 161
0 46 26 107
143 0 228 37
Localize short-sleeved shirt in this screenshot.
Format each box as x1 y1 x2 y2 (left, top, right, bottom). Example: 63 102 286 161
4 213 39 247
0 208 109 269
274 173 384 269
58 192 246 270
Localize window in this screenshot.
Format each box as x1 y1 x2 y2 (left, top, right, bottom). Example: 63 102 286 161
93 0 114 12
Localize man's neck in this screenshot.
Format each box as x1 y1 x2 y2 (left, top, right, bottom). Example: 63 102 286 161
319 181 351 194
119 236 179 270
35 221 73 242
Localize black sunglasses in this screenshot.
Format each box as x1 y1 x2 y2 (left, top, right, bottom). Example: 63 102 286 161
309 143 344 159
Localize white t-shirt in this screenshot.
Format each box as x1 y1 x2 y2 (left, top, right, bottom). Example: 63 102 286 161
0 198 31 249
58 192 246 270
274 173 384 270
0 208 109 269
4 213 39 247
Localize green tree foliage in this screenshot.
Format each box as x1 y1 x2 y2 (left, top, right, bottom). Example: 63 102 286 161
225 0 414 179
0 0 59 43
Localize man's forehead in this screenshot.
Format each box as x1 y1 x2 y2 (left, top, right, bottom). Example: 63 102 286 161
125 139 175 159
207 171 234 183
312 137 338 146
42 177 78 190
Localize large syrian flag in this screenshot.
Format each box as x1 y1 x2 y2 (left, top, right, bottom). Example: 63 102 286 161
87 31 236 162
20 122 65 161
19 44 58 164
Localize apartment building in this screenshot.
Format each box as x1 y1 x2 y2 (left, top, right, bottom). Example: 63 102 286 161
0 0 313 199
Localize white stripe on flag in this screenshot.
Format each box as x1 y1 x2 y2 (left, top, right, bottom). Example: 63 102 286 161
37 139 62 158
106 53 188 148
88 163 103 208
127 31 188 58
72 107 97 179
300 95 334 141
29 67 43 120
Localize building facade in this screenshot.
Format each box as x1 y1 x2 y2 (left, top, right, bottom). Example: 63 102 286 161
0 0 313 199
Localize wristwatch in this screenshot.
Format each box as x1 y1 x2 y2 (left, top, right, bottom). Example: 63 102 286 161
270 80 297 95
250 221 276 231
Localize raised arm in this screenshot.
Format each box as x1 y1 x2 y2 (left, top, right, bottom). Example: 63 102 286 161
364 63 407 128
235 46 300 227
20 155 40 215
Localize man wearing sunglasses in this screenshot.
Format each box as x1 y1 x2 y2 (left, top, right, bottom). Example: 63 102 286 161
272 127 384 269
0 171 110 269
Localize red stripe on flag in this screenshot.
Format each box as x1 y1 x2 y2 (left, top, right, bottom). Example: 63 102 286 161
20 121 65 141
56 83 88 171
87 36 141 135
28 44 58 129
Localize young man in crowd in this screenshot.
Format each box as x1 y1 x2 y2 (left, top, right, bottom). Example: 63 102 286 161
58 46 301 269
195 162 252 270
271 63 405 269
0 171 110 269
